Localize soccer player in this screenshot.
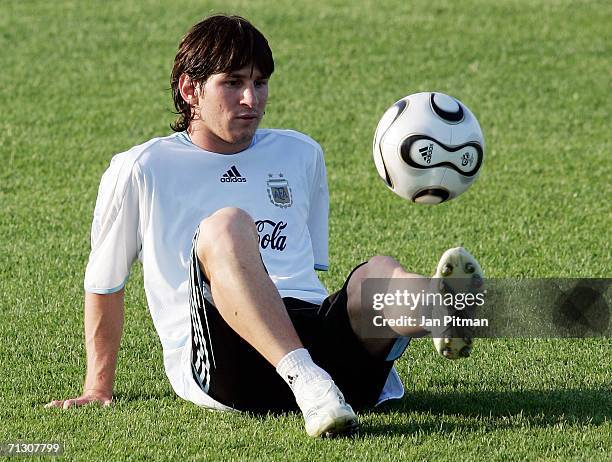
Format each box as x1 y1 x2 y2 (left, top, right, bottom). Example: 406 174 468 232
45 14 483 437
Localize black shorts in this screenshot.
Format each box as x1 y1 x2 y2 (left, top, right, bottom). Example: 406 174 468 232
188 235 409 413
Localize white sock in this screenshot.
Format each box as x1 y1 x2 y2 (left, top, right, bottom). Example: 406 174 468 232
276 348 331 394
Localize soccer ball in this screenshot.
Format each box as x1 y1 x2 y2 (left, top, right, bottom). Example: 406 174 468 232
372 92 484 204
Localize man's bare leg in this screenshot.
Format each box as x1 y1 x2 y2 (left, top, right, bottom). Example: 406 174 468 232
197 207 301 366
345 250 483 360
197 207 357 437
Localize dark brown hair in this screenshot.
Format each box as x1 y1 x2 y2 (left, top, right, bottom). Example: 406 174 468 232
170 14 275 132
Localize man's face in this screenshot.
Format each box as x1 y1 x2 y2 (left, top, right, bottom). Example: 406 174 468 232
190 65 269 153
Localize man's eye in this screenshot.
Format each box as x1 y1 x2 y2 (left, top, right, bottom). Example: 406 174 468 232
225 80 239 86
255 80 268 87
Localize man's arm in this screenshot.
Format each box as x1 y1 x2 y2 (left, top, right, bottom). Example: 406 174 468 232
45 290 125 408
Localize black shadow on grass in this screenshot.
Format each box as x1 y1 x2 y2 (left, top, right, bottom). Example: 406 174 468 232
112 389 178 403
107 389 610 438
370 389 611 428
355 421 474 438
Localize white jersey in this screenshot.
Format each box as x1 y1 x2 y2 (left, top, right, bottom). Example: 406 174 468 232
84 129 403 408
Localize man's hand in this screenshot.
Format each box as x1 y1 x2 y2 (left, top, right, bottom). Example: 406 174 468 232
44 390 112 409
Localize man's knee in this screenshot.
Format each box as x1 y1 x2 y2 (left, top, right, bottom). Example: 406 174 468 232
351 256 401 284
366 255 401 275
197 207 257 261
347 256 400 308
346 255 406 320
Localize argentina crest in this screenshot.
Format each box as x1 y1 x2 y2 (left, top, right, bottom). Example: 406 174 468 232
267 173 293 208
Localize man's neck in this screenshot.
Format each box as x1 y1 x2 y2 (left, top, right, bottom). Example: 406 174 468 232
187 126 252 154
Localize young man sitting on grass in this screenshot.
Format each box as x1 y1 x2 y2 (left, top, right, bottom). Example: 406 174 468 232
46 14 483 438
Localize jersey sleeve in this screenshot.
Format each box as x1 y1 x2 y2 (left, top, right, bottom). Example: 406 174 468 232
308 145 329 271
84 153 142 294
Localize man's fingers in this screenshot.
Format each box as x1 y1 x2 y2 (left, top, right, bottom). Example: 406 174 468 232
44 400 63 408
45 396 111 409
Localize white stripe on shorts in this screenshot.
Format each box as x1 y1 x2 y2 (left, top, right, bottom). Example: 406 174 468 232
189 229 216 393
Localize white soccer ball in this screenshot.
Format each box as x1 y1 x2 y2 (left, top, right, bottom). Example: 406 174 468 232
372 92 484 204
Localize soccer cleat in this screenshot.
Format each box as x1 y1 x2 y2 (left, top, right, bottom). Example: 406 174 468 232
295 379 359 438
431 247 484 360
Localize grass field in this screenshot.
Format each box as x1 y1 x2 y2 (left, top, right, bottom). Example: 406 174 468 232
1 0 611 460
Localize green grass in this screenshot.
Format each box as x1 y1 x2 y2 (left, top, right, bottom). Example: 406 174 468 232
1 0 610 460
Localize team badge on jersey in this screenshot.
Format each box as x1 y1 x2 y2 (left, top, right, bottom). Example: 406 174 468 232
267 174 293 208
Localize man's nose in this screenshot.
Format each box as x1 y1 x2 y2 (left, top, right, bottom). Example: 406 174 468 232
241 83 258 107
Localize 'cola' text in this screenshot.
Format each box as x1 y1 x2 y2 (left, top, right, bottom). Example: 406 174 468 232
255 220 287 251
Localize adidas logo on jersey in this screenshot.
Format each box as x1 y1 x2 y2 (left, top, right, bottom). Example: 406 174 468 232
220 166 247 183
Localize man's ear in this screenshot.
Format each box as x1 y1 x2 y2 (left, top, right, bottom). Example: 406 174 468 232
178 74 198 104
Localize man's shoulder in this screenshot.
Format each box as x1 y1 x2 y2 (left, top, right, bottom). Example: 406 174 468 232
106 132 185 174
256 129 323 154
100 133 183 189
113 132 183 163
